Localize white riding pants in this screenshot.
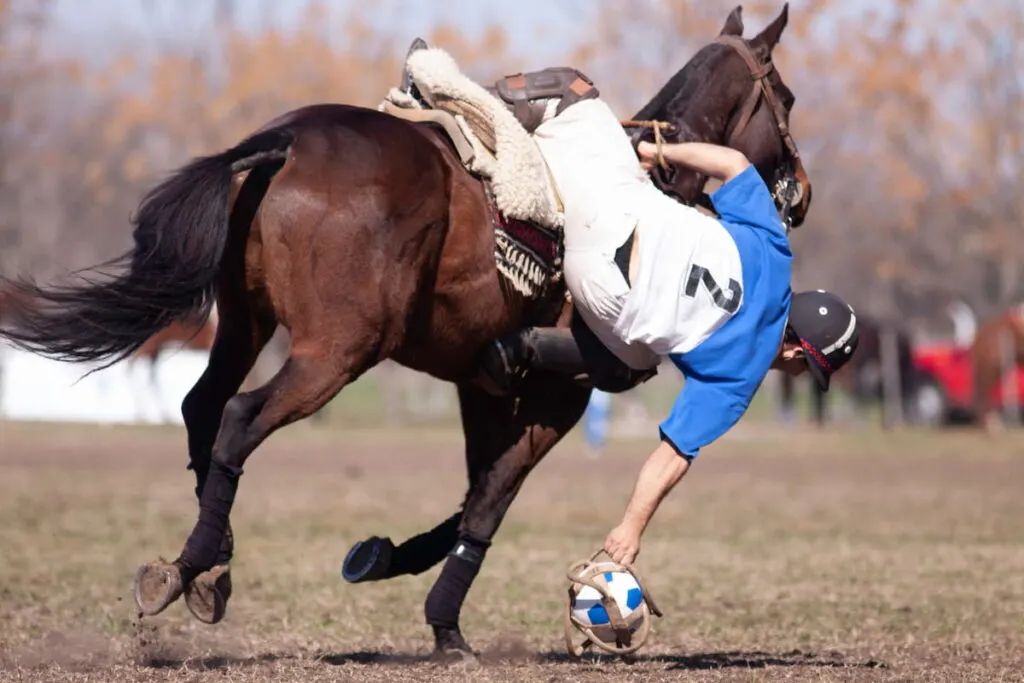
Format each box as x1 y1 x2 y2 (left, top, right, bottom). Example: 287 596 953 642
533 98 732 370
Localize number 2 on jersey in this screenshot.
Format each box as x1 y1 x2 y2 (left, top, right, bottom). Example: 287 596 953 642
685 264 742 313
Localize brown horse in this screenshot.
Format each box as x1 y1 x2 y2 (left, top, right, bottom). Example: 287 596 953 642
971 306 1024 430
0 5 809 660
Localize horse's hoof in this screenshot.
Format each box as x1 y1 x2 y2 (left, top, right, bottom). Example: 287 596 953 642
341 536 394 583
184 564 232 625
133 562 184 616
430 627 478 666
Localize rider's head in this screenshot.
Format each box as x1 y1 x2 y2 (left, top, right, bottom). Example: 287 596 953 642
774 290 859 391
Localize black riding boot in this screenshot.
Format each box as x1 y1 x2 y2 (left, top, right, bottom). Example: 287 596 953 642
476 327 586 396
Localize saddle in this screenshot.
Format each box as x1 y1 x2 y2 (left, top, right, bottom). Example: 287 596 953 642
380 39 602 299
381 40 602 222
393 38 598 140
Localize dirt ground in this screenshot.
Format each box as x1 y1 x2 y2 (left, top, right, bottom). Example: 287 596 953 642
0 420 1022 682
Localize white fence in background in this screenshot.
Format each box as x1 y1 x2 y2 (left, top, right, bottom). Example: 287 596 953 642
0 346 208 425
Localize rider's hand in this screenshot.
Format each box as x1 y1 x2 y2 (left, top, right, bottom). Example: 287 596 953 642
604 441 691 566
604 521 642 565
636 141 658 171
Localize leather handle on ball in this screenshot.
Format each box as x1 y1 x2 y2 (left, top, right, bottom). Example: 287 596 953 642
563 548 664 658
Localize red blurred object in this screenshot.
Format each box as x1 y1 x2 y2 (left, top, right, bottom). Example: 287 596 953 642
911 340 1024 420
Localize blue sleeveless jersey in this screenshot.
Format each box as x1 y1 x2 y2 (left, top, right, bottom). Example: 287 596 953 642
659 165 793 458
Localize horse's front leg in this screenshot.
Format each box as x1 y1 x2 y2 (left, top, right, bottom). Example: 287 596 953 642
341 384 521 585
133 288 275 623
341 365 524 585
426 375 591 660
342 513 462 583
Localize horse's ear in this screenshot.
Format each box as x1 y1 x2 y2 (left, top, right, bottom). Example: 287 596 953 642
719 6 744 36
752 3 789 52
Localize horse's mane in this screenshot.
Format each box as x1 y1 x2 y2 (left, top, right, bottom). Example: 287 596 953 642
631 43 732 122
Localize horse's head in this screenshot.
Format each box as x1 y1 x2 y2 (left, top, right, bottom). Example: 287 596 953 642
633 4 811 229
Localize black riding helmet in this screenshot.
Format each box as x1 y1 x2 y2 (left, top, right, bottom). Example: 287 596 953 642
786 290 859 391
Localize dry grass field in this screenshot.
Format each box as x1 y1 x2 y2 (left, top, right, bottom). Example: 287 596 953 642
1 420 1022 682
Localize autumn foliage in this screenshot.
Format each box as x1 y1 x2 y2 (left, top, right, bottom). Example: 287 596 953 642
1 0 1021 333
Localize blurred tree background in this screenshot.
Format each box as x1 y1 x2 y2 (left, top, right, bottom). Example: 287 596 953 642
1 0 1020 425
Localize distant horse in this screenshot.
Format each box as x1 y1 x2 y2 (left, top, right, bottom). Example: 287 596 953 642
128 309 218 423
971 305 1024 430
0 5 810 660
0 285 21 394
0 284 30 327
0 284 35 392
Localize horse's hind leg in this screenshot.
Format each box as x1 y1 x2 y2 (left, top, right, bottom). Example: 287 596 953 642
135 171 281 622
181 310 276 622
134 286 275 622
133 317 381 619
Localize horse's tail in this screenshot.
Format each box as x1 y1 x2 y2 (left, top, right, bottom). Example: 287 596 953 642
0 126 294 369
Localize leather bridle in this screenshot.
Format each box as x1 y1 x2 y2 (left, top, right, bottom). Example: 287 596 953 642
714 34 809 230
623 35 811 231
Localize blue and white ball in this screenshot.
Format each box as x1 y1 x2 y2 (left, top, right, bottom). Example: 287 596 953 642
569 563 647 645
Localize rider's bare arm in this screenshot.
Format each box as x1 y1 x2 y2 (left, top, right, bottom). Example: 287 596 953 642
637 140 750 183
604 440 691 564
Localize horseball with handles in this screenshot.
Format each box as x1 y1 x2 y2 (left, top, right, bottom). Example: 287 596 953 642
563 549 664 658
